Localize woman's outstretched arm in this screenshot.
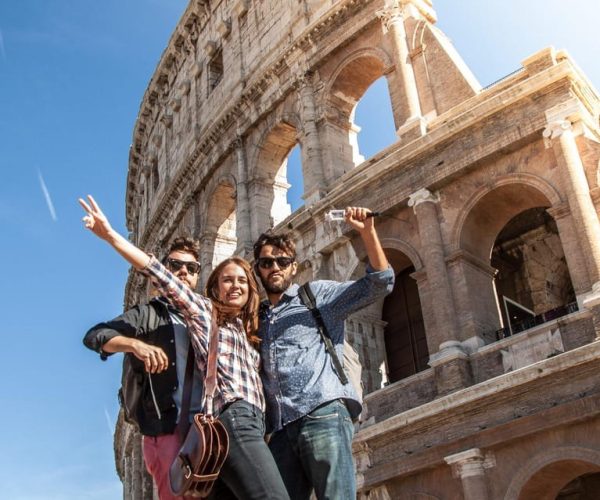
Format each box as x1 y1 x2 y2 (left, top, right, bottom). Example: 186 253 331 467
79 194 207 321
79 194 151 270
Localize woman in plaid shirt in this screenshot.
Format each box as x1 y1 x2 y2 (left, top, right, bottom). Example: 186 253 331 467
80 195 289 500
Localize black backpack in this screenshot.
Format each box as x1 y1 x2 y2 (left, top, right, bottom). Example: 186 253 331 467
118 301 162 429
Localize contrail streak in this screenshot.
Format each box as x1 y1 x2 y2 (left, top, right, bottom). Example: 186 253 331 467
104 407 115 435
38 170 57 222
0 29 6 61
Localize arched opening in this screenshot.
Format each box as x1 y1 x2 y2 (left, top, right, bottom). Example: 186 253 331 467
325 54 392 177
284 144 303 212
354 76 397 159
458 182 575 341
492 207 576 338
203 179 237 285
556 472 600 499
381 250 428 383
151 157 160 193
344 247 424 393
253 121 299 230
506 447 600 500
518 461 600 500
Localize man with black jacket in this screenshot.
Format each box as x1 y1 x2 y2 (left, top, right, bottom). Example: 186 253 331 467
84 237 203 500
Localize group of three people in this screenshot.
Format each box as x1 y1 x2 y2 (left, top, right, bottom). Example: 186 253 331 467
81 195 394 500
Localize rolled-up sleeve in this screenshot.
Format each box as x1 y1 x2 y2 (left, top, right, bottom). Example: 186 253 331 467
83 306 142 360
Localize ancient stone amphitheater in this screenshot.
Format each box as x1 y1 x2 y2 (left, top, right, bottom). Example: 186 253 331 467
116 0 600 498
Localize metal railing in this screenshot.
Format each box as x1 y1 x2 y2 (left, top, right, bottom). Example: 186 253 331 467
493 301 579 341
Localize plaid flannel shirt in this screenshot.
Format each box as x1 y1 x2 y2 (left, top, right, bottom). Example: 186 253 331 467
142 256 265 415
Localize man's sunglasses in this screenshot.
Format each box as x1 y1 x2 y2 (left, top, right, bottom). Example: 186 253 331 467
166 258 201 275
257 257 295 270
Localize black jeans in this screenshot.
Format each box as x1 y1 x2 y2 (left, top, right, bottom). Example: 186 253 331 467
209 400 289 500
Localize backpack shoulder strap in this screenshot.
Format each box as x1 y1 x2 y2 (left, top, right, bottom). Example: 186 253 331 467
298 282 348 385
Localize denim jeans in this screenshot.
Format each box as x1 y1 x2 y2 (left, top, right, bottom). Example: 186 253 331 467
268 399 356 500
208 400 289 500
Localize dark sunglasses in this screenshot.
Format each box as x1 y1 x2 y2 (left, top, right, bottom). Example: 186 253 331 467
166 258 201 275
257 257 295 270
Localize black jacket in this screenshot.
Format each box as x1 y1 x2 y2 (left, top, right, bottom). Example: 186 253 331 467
83 297 181 436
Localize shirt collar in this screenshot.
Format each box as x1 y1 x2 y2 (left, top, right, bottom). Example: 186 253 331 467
261 283 300 309
283 283 300 298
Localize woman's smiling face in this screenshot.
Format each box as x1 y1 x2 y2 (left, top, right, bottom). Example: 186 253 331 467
217 262 249 311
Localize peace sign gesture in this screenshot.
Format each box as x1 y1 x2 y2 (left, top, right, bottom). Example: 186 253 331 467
79 194 150 270
79 195 113 241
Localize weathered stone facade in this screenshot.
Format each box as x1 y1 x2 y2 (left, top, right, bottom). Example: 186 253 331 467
118 0 600 498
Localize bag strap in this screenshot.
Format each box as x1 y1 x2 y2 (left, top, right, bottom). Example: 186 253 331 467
298 283 348 385
203 306 220 418
178 339 196 440
178 306 220 437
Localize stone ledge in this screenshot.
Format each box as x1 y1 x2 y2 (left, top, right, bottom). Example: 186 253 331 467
354 339 600 444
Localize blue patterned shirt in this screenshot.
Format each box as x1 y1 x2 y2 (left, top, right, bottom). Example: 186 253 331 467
259 266 394 432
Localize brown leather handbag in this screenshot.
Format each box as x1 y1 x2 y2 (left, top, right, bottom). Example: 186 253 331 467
170 308 229 498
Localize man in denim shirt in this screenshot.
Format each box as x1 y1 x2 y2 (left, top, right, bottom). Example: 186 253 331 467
254 207 394 500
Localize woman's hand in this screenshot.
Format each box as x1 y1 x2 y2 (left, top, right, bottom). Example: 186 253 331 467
79 195 114 241
78 194 151 270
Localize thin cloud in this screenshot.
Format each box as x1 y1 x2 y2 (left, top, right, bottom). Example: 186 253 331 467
38 170 58 222
0 29 6 61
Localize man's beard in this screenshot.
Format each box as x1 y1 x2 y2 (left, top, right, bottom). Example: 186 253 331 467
261 274 294 294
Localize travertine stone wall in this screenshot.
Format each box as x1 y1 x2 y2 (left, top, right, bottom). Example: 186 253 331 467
118 0 600 498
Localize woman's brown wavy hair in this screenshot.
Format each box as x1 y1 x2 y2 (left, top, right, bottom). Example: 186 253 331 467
205 257 261 345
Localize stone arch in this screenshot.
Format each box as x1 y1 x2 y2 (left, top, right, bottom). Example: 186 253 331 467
249 110 302 176
321 48 394 175
409 19 428 53
200 173 238 286
341 237 422 282
504 446 600 500
249 111 302 233
451 174 573 341
453 174 562 259
325 47 393 100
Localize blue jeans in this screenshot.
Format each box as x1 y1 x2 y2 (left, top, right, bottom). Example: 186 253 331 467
209 400 289 500
268 399 356 500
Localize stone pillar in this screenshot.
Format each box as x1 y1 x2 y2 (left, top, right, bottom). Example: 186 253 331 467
132 434 146 500
543 119 600 284
297 73 326 205
408 188 459 346
376 1 426 139
445 448 495 500
583 283 600 340
346 313 388 393
546 204 591 300
161 113 173 184
409 188 471 394
199 232 217 290
234 136 253 255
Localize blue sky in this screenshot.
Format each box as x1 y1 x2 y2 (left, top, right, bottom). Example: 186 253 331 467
0 1 598 498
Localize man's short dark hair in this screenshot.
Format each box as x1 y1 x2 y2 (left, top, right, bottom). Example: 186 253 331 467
253 232 296 261
165 236 200 262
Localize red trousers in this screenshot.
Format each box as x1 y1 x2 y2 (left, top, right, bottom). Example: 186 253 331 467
142 433 196 500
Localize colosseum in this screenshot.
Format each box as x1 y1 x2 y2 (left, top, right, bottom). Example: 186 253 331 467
115 0 600 498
